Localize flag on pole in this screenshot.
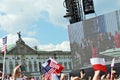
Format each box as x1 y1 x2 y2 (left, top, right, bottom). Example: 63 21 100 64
111 58 115 68
1 36 7 53
90 58 107 72
49 58 64 74
41 58 64 80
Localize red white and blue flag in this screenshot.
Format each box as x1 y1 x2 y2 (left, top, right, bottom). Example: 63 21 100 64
1 36 7 53
42 58 64 80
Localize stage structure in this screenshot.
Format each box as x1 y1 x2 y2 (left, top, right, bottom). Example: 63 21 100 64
68 10 120 69
63 0 95 24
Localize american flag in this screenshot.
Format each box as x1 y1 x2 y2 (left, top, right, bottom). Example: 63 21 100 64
50 60 59 69
42 58 64 80
1 36 7 53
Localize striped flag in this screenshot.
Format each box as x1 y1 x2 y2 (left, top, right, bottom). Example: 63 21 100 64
42 58 64 80
50 60 59 69
90 57 107 72
1 36 7 53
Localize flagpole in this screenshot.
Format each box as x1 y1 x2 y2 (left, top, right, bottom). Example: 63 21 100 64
2 50 6 80
110 67 113 80
110 58 115 80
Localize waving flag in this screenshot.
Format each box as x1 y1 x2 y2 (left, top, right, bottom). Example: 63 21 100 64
42 58 64 80
111 58 115 68
1 36 7 53
90 58 107 72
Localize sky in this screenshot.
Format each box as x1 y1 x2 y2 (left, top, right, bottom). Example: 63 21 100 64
0 0 120 51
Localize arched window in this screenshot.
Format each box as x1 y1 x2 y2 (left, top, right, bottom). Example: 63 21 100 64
34 61 37 72
29 61 32 72
9 61 13 73
15 61 19 66
64 62 67 70
68 62 72 69
22 63 27 72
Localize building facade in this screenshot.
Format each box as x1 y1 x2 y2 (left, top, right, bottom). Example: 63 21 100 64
0 38 72 79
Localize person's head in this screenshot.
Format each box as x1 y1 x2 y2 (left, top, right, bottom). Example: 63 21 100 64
80 69 84 74
60 73 66 80
115 31 118 35
107 32 111 36
112 70 118 79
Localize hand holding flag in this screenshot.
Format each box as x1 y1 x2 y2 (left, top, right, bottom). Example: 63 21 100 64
41 58 64 80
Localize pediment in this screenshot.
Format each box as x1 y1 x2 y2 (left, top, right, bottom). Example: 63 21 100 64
7 41 36 55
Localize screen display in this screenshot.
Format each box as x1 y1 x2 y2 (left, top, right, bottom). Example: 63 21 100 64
68 10 120 69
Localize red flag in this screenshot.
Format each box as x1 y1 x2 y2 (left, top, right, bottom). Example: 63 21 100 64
1 36 7 53
90 58 107 72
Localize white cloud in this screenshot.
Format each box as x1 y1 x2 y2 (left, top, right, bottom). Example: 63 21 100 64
38 41 70 51
0 0 119 35
0 0 68 35
0 33 39 47
0 34 70 51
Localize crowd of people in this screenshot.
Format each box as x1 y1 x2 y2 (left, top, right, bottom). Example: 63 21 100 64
2 64 108 80
1 31 120 80
0 64 36 80
0 61 119 80
41 69 120 80
80 31 120 59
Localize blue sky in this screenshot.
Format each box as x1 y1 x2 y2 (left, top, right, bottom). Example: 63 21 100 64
0 0 120 51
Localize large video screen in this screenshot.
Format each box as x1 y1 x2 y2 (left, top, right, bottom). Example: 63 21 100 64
68 10 120 69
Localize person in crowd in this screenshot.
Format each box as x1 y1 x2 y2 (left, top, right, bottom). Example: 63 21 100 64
81 38 88 56
105 72 111 80
92 70 101 80
111 70 118 80
90 39 99 58
71 76 80 80
92 70 119 80
41 74 45 80
31 77 34 80
70 69 85 80
60 73 66 80
85 37 92 64
80 38 88 65
114 31 120 48
12 64 24 80
97 32 107 52
106 32 114 49
4 74 11 80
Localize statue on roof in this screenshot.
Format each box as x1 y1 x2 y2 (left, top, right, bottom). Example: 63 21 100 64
16 31 25 44
17 31 21 40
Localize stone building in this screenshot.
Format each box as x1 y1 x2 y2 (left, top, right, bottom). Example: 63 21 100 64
0 37 72 79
